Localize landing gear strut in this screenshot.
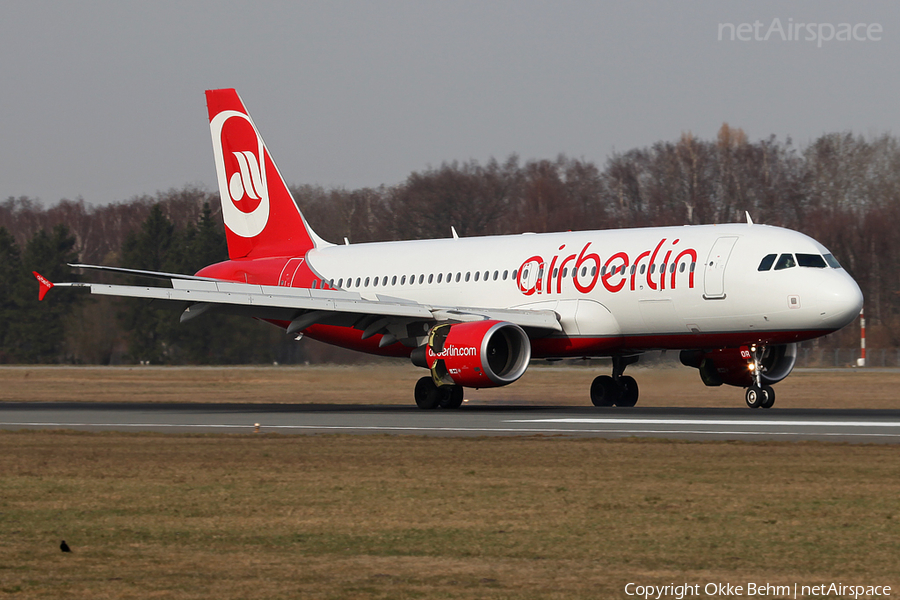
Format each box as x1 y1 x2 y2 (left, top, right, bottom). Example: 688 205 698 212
745 345 776 409
414 376 464 409
590 356 640 407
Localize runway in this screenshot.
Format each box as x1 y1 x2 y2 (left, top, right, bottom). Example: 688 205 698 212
3 402 900 442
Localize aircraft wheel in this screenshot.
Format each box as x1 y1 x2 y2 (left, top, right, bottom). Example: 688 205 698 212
745 385 764 409
616 376 639 407
760 385 775 409
590 375 619 407
414 376 441 409
439 385 464 409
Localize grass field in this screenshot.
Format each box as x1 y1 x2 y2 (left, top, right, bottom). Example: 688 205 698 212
1 432 899 599
1 363 899 409
1 366 899 598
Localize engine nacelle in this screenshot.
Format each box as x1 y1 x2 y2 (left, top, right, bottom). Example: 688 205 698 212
680 343 798 388
411 320 531 388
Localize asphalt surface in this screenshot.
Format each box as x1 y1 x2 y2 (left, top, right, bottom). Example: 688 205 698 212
2 402 900 442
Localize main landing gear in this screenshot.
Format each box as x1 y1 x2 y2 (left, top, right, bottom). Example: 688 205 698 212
414 376 464 409
590 356 640 407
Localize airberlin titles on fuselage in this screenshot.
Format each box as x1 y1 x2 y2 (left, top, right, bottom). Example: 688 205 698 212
516 238 698 296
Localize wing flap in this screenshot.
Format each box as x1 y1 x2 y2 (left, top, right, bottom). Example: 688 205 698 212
45 275 562 332
82 280 435 319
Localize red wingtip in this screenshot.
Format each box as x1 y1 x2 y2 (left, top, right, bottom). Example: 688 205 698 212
33 272 54 301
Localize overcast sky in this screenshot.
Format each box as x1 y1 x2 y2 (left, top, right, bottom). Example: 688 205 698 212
2 0 898 206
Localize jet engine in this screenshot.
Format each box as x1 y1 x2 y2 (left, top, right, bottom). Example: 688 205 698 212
679 343 798 387
411 320 531 388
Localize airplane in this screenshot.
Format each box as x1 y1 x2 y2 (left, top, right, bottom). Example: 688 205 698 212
34 88 864 409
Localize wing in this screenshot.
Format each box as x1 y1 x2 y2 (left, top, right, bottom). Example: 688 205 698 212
35 265 561 349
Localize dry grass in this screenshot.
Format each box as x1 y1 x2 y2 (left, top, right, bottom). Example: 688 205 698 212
1 363 899 409
1 431 899 599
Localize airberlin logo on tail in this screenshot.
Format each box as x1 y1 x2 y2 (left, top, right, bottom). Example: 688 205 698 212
229 151 264 204
517 239 698 296
210 110 270 238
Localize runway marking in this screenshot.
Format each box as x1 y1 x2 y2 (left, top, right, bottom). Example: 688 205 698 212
3 421 900 438
505 418 900 428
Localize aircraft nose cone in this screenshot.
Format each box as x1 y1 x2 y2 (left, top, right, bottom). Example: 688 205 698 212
819 273 863 330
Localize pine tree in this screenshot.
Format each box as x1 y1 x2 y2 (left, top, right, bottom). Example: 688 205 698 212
5 225 79 362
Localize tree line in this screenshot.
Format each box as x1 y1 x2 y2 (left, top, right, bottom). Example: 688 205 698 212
1 125 895 364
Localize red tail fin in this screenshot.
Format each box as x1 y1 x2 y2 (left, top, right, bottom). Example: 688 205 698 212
206 89 325 259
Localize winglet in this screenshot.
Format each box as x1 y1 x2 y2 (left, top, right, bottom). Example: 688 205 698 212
33 272 53 301
745 211 754 226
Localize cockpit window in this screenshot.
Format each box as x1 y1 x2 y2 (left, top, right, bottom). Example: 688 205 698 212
796 253 827 268
758 254 777 271
774 254 796 270
823 253 842 269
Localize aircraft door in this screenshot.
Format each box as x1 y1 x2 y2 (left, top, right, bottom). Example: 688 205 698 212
703 236 738 299
278 258 305 286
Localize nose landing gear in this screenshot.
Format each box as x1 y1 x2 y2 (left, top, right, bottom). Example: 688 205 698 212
590 355 640 407
745 346 776 409
745 384 775 409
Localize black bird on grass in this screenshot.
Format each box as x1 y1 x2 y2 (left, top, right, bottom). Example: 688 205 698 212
59 540 71 553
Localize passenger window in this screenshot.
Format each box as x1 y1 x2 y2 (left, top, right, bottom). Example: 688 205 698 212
355 277 361 287
382 276 388 286
391 276 397 285
493 271 499 281
337 278 343 288
455 272 461 283
428 274 434 284
758 254 777 271
484 271 489 280
503 270 508 280
418 274 424 284
474 271 480 282
774 254 796 270
797 253 827 268
447 272 452 282
679 263 685 273
824 254 842 269
372 277 378 287
512 269 517 280
401 275 406 285
364 277 370 287
640 265 646 275
437 273 442 283
465 272 471 282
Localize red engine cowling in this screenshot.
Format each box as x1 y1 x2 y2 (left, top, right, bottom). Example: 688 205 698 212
680 343 798 388
416 320 531 388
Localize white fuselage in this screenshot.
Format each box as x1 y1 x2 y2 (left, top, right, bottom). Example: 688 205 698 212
302 223 863 356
